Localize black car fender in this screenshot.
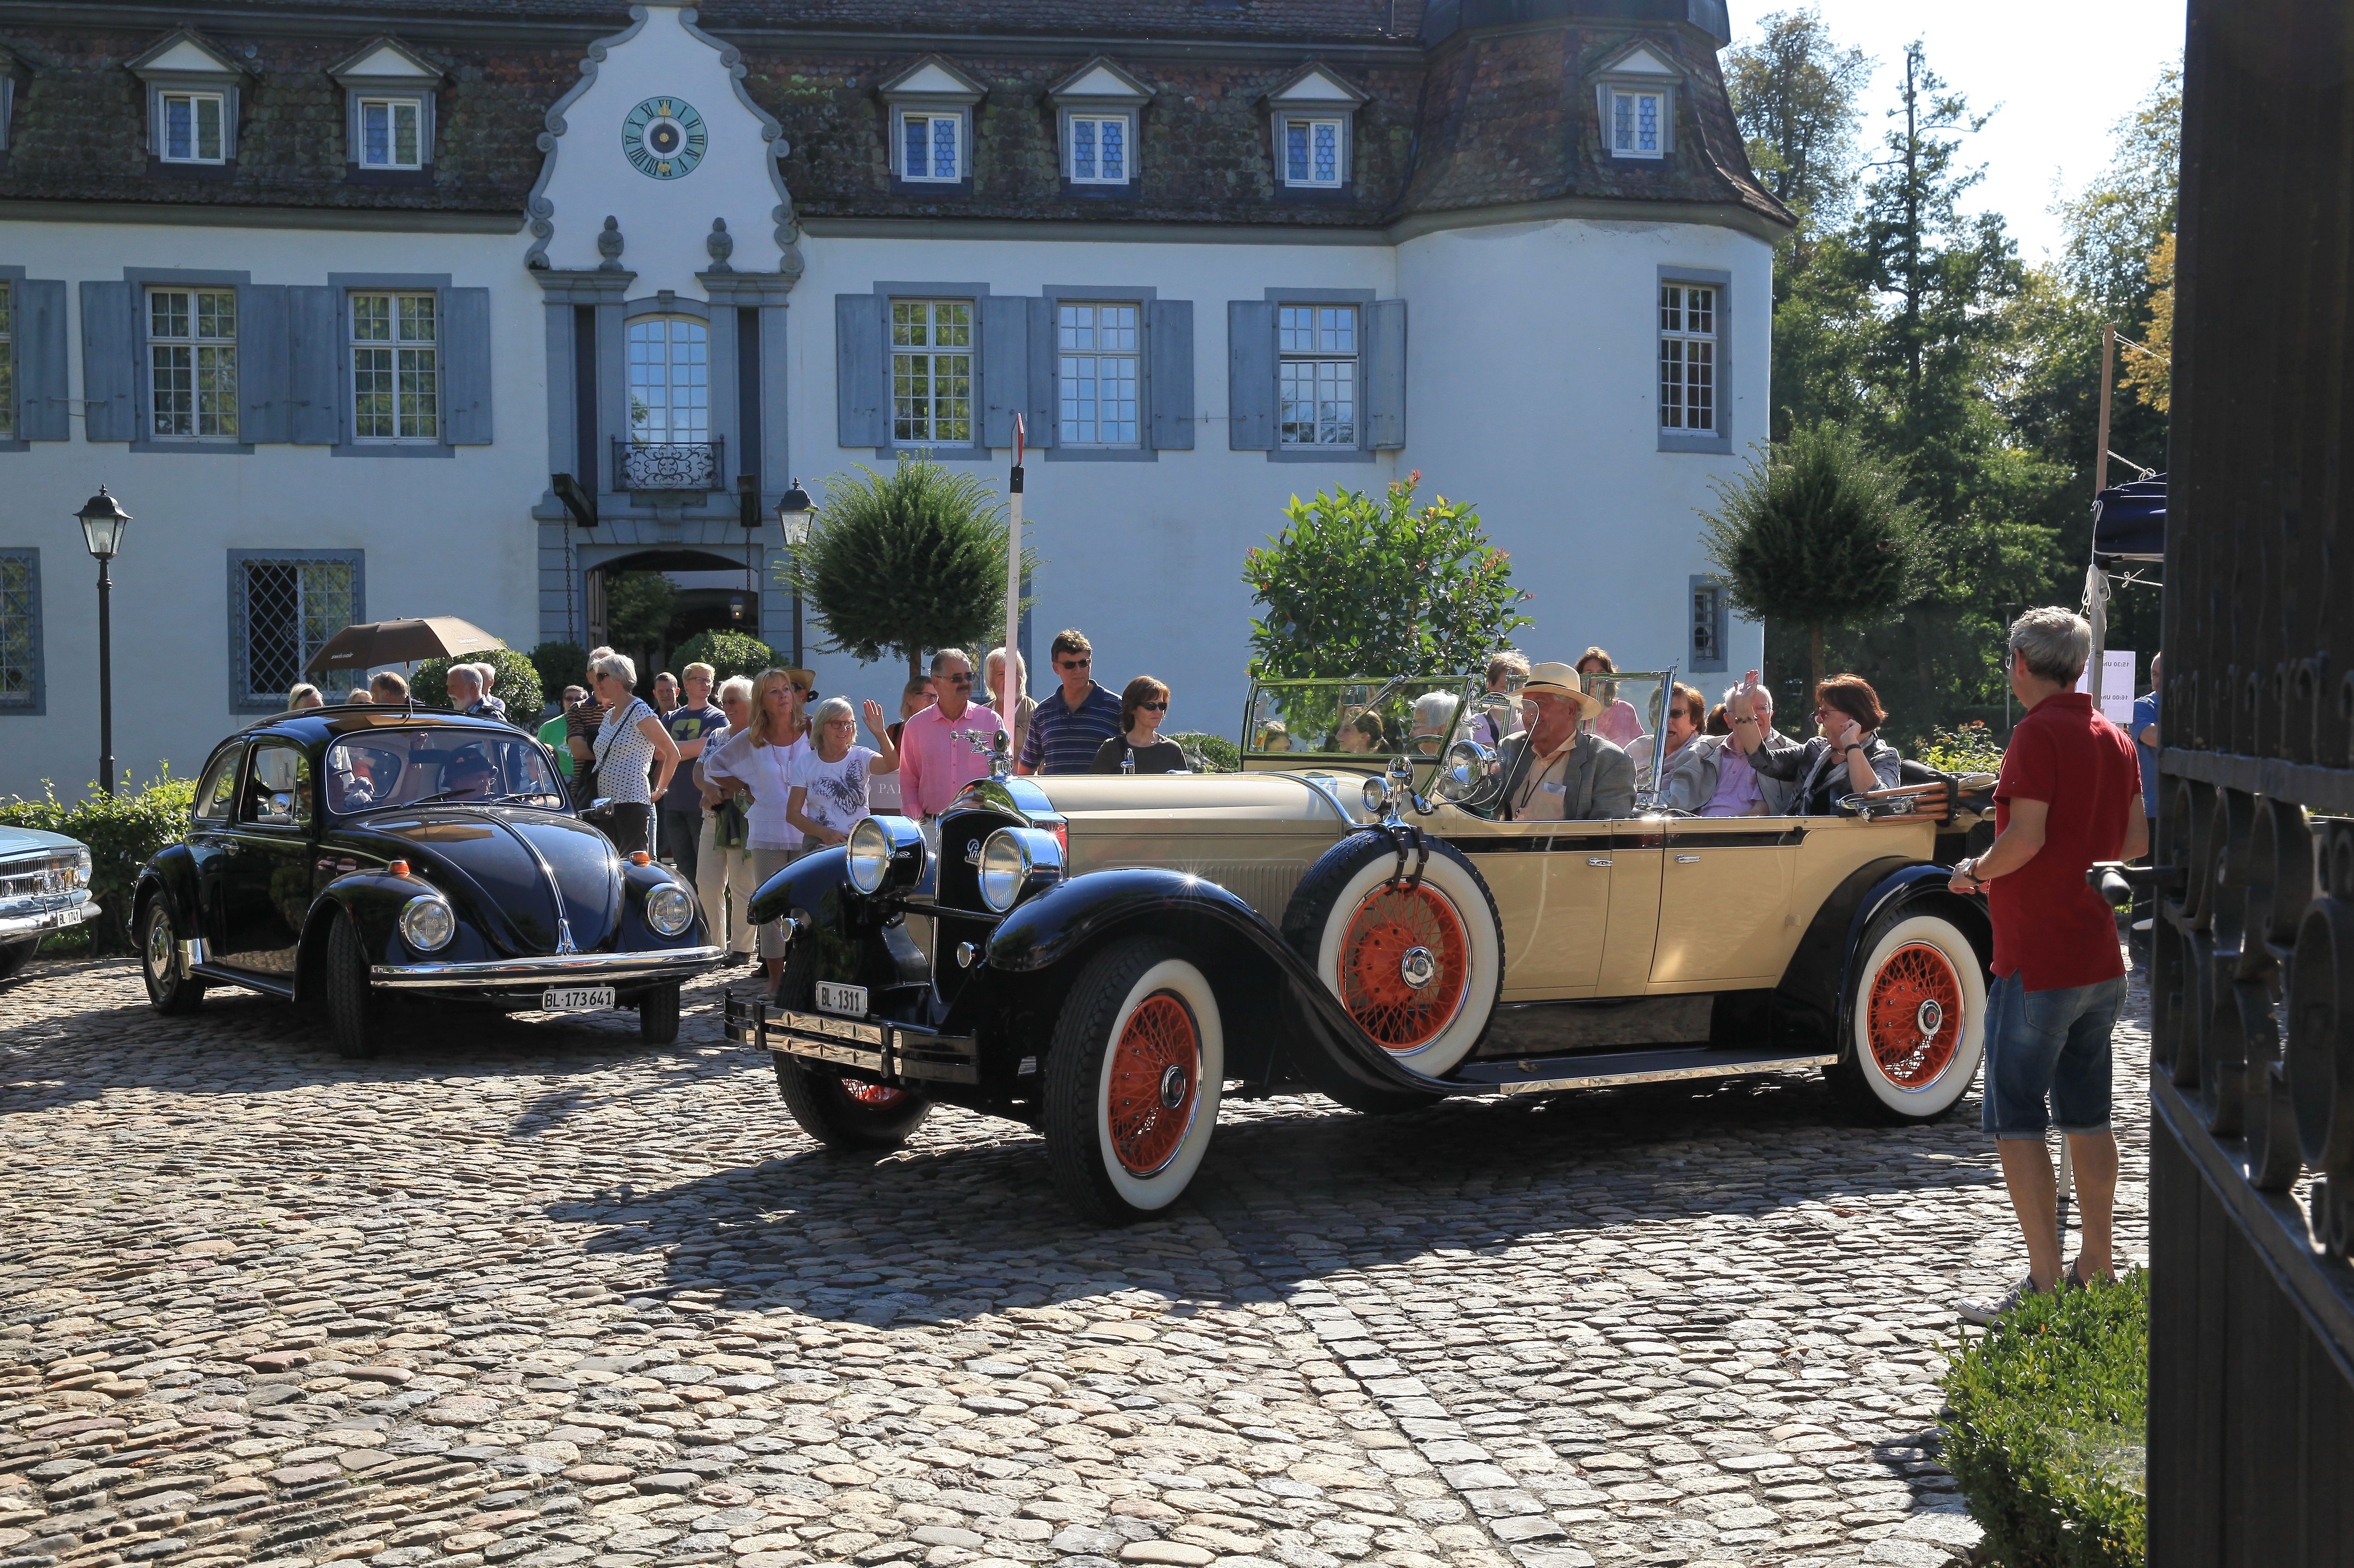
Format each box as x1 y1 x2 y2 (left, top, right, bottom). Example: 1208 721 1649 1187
296 871 447 1004
751 847 925 996
1775 858 1994 1041
135 847 202 937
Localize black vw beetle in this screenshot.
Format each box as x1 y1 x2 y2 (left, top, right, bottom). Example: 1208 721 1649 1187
134 705 723 1055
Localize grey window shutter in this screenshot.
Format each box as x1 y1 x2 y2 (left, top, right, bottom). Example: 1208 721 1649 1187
980 295 1027 450
1366 298 1408 449
1227 300 1276 451
16 279 68 441
1149 299 1194 451
442 286 493 445
286 285 342 444
235 283 289 444
1024 297 1056 449
834 293 886 448
78 282 137 442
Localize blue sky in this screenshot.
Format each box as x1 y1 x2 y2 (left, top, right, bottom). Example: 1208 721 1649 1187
1729 2 2187 265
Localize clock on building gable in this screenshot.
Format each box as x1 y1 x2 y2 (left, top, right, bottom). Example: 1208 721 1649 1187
622 97 707 179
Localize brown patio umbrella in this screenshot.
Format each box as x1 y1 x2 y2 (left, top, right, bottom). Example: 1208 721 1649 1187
304 616 507 678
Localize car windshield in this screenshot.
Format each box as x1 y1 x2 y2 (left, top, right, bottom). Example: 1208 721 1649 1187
323 729 568 815
1243 677 1483 764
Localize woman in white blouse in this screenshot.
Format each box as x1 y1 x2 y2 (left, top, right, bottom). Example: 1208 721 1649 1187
703 668 813 986
587 653 680 858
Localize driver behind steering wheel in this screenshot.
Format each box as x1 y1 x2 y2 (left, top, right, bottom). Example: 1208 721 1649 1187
442 746 498 802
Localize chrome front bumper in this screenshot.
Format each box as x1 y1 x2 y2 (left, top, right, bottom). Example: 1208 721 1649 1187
371 944 726 989
722 992 980 1085
0 896 100 941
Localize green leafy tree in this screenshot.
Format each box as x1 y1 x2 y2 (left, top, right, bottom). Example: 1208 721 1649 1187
529 641 587 708
2055 63 2182 317
412 647 547 722
1726 8 1872 265
1241 473 1532 681
780 456 1039 681
603 571 678 676
672 628 786 685
1701 424 1926 690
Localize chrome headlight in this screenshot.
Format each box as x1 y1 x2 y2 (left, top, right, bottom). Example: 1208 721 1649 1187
397 894 455 953
847 815 926 896
67 847 91 889
978 826 1065 914
646 882 696 938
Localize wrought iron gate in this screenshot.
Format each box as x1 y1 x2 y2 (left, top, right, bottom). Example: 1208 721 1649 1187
2147 1 2354 1560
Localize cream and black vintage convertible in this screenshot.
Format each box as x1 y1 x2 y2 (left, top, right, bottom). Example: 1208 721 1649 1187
725 673 1994 1222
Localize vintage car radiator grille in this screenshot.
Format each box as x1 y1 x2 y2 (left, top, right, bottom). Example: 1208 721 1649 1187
0 854 85 916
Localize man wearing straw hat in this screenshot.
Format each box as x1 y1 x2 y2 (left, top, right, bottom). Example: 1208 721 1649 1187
1493 662 1636 821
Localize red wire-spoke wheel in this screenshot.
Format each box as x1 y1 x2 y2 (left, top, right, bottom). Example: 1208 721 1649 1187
840 1080 907 1107
1106 993 1200 1176
1338 882 1471 1053
1867 940 1964 1088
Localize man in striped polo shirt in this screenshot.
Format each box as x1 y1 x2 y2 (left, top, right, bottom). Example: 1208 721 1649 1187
1017 628 1125 775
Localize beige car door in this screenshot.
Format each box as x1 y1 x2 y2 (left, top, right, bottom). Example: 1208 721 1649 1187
1447 820 1612 999
1649 818 1801 987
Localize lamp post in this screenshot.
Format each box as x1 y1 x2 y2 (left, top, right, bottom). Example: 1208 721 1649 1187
75 487 132 797
777 478 815 669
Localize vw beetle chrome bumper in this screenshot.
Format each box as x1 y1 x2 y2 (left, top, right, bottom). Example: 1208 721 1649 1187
371 945 725 989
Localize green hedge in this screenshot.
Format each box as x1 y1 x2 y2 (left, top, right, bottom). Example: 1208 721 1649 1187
1168 732 1241 773
411 647 547 723
1942 1269 2148 1568
0 771 198 954
530 641 587 711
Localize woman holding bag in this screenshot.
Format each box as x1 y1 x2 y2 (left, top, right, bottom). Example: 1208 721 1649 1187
703 668 814 987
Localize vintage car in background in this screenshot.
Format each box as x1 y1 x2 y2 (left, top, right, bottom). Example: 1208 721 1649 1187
0 824 100 980
135 705 722 1056
727 671 1995 1223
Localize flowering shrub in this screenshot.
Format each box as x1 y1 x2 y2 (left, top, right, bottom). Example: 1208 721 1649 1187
0 770 198 954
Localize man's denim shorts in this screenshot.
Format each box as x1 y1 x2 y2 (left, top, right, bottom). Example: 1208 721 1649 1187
1981 970 2129 1139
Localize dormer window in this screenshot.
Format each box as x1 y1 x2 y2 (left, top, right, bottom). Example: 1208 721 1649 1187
129 28 251 173
1593 42 1680 162
878 55 986 194
1068 116 1128 183
1050 58 1151 191
161 92 227 164
1262 64 1368 193
329 38 444 179
358 97 422 169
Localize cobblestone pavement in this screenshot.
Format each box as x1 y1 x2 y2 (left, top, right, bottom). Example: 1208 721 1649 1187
1 958 2152 1568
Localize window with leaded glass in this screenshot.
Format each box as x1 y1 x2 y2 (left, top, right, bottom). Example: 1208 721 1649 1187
160 91 227 163
357 97 424 169
149 287 237 440
898 112 963 182
0 282 13 440
237 557 357 708
1068 115 1131 185
892 300 972 445
0 551 36 710
1281 116 1345 188
1659 283 1716 435
1057 304 1140 447
351 292 438 441
1610 89 1666 158
1278 304 1357 448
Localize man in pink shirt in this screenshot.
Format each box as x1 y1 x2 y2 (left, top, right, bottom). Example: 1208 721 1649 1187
895 647 1005 825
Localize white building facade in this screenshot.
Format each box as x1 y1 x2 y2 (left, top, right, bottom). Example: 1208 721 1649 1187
0 0 1784 798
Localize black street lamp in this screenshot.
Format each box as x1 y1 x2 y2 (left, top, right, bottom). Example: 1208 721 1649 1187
75 486 132 797
777 479 816 668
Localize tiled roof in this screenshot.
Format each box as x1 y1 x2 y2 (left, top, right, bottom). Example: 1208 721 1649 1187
0 2 1786 230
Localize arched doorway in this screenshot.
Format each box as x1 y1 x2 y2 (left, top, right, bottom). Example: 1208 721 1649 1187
583 547 764 672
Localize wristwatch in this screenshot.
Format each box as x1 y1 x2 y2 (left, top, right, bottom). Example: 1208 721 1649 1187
1957 857 1988 889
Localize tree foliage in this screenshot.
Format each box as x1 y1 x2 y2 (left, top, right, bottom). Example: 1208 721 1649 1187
528 641 586 708
2056 64 2183 315
780 456 1039 681
671 629 786 685
1241 473 1532 681
1726 8 1871 257
1701 424 1926 689
412 647 547 722
2121 232 2174 416
603 572 677 676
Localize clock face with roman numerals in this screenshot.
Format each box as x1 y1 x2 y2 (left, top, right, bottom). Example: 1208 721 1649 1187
622 97 706 180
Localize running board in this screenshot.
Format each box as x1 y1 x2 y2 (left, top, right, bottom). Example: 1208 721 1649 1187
1442 1044 1838 1096
191 966 296 1000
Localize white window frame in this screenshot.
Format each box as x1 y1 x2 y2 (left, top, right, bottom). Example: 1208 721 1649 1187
1278 303 1359 449
1278 115 1348 189
354 95 427 170
147 285 238 441
897 112 965 184
625 315 712 448
890 299 974 446
350 291 440 443
158 90 228 165
1602 85 1672 161
1056 302 1142 448
1658 279 1720 442
1065 113 1135 185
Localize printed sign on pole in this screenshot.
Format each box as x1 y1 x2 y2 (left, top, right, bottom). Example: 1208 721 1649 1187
2076 649 2136 726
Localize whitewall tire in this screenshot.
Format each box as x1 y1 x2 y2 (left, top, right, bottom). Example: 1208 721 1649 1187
1829 908 1987 1122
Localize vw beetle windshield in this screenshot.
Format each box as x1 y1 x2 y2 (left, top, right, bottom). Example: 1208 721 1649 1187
1243 677 1483 764
325 730 568 815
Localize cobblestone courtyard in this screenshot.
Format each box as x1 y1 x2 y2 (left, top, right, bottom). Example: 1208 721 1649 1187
1 960 2152 1568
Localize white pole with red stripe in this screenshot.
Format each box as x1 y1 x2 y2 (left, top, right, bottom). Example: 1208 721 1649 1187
1002 414 1026 720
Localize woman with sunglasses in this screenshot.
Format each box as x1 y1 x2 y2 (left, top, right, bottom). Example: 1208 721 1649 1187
1091 676 1187 774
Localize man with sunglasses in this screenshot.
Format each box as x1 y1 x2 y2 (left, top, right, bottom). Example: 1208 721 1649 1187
1016 628 1125 776
896 648 1004 834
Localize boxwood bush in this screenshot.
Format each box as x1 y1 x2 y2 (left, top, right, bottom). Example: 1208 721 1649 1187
410 647 546 723
671 629 788 687
0 770 198 955
1942 1269 2148 1568
1168 732 1241 773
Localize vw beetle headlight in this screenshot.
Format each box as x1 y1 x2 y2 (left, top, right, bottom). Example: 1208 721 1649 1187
847 816 892 895
398 894 455 953
646 882 696 938
978 826 1064 914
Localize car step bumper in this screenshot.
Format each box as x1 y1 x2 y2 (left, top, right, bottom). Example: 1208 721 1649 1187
1442 1044 1838 1096
723 991 980 1086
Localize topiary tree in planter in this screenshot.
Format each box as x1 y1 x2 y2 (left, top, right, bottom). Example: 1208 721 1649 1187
671 628 786 687
411 646 546 722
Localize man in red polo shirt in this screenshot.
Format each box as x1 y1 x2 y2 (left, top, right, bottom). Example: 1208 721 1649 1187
1951 607 2148 1323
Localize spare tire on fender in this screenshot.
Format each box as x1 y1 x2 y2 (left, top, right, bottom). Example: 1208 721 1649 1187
1280 829 1505 1102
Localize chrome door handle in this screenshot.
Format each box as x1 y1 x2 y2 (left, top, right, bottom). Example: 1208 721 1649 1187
1675 854 1702 863
1587 856 1612 867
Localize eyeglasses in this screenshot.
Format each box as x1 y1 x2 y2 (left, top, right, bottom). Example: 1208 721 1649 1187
1056 657 1091 669
943 673 973 686
1138 701 1168 711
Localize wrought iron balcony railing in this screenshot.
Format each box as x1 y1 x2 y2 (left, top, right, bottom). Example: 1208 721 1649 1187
613 436 725 492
